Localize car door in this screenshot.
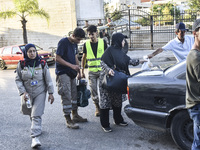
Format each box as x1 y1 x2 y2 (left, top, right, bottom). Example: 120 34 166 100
1 47 12 65
11 46 24 65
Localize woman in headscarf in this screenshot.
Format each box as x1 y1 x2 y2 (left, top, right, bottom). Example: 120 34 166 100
15 44 54 148
99 33 142 132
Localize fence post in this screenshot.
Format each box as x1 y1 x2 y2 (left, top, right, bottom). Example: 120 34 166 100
128 8 131 48
150 15 154 50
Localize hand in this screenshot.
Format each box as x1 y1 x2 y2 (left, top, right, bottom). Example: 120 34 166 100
23 92 29 101
48 94 54 104
77 73 81 80
108 69 114 76
72 65 80 72
139 59 147 64
81 72 85 78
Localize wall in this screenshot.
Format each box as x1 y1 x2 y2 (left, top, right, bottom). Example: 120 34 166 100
76 0 104 20
0 0 77 50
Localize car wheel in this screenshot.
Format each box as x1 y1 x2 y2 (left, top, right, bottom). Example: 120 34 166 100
0 60 7 70
170 110 193 150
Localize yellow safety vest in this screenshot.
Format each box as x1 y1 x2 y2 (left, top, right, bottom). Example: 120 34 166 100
86 38 104 72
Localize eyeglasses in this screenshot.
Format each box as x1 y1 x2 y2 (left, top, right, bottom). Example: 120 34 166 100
27 50 36 53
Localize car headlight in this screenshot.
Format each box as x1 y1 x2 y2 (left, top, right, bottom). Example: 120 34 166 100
41 56 44 58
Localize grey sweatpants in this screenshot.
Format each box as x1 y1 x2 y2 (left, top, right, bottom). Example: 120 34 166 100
56 74 78 116
20 91 46 137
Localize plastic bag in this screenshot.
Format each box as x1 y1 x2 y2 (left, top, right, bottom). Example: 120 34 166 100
141 56 153 71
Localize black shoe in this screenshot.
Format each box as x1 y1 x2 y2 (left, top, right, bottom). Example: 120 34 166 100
115 121 128 126
102 127 112 132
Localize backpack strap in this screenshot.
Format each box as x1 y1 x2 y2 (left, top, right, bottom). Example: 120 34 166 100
20 60 25 69
40 60 46 69
20 60 46 69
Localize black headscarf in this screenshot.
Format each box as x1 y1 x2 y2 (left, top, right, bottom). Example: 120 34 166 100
24 43 41 67
111 32 125 48
101 33 131 75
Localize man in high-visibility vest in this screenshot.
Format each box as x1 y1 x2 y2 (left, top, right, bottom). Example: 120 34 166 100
81 25 108 116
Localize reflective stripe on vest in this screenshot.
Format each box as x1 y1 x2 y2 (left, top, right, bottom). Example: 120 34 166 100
86 39 104 72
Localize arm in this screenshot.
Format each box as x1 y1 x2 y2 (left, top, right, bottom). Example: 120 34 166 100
43 63 54 104
15 63 29 100
15 63 26 96
147 48 163 59
81 53 86 78
129 59 140 66
101 61 114 76
56 54 80 72
75 55 81 80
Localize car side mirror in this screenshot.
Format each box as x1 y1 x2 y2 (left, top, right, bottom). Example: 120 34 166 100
16 52 22 54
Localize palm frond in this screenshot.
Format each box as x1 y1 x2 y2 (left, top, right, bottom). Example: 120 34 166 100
0 10 17 19
30 8 50 23
13 0 39 14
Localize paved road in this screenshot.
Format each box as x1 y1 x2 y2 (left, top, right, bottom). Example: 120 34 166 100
0 65 180 150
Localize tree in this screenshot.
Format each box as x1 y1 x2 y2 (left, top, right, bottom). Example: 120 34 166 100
0 0 50 44
111 9 122 21
187 0 200 11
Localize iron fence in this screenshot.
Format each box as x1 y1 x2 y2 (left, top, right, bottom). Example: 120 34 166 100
76 9 197 50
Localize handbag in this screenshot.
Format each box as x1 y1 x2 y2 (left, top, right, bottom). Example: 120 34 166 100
102 70 129 94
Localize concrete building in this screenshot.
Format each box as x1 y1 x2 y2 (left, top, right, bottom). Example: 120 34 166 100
0 0 104 50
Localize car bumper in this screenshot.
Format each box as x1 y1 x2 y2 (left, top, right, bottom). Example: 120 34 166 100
124 104 170 131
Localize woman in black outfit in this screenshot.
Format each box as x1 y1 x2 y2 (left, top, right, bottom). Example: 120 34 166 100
99 33 142 132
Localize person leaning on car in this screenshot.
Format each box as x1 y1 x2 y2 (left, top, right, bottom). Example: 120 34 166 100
186 18 200 150
147 22 194 62
81 25 107 117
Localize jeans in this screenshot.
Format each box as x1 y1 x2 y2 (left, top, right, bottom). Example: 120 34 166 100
188 103 200 150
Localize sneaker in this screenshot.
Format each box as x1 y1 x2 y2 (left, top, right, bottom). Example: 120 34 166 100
102 127 112 133
115 121 128 126
31 137 41 148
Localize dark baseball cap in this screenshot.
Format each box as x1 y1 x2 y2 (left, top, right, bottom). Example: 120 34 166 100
176 22 188 31
192 19 200 31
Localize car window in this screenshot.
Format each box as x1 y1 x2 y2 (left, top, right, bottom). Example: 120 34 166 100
19 45 25 53
177 72 186 80
2 47 12 54
12 47 21 54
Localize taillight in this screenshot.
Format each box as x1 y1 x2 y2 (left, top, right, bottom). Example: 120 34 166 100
127 86 130 100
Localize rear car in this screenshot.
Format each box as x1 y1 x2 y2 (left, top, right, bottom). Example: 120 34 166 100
0 44 55 70
124 61 193 150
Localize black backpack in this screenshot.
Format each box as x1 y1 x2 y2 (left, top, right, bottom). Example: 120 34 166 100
77 79 91 107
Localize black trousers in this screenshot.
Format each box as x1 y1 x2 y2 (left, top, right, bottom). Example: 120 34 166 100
100 106 124 128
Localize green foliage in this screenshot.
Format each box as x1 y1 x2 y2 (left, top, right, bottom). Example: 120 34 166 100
135 17 150 26
151 2 181 25
0 0 50 43
0 10 16 19
111 10 122 21
187 0 200 11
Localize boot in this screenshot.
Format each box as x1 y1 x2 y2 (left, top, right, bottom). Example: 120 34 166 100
72 109 87 123
94 103 100 117
64 115 79 129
